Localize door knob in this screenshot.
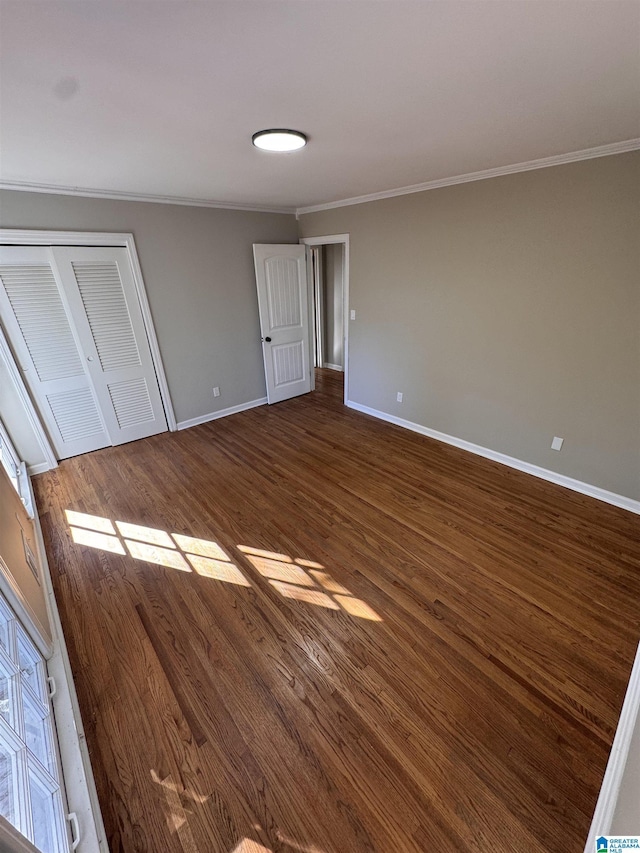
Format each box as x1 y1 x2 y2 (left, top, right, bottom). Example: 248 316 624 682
264 336 272 342
87 356 94 361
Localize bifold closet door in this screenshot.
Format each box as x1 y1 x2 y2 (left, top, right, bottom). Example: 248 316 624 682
51 246 167 448
0 245 167 460
0 246 111 459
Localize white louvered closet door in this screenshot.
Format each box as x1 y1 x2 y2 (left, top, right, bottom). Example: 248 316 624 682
0 246 111 459
0 245 167 460
51 246 167 447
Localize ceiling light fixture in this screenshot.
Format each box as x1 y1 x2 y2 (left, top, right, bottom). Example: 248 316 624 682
252 129 307 152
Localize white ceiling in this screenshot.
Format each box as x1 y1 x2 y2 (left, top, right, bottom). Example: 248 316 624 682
1 1 639 212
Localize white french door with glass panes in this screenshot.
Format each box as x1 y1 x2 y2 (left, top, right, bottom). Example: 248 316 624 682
0 245 167 460
0 593 70 852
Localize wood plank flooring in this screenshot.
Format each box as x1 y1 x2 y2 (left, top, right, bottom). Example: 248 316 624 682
34 369 640 853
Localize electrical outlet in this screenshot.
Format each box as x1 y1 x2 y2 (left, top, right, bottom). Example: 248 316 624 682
551 436 563 451
396 392 403 403
213 386 220 398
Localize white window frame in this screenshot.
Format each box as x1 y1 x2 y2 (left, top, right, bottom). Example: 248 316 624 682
0 470 107 853
0 419 34 518
0 592 70 852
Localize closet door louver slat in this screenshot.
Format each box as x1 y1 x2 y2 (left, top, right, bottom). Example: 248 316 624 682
72 261 142 372
0 265 84 382
46 388 105 442
108 378 154 429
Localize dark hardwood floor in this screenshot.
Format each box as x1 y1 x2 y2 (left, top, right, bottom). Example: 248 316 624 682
34 368 640 853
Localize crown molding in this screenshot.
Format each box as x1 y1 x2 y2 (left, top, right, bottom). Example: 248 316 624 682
0 179 296 215
3 138 638 217
296 138 640 216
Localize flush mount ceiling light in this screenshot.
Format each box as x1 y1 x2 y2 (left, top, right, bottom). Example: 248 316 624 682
252 129 307 152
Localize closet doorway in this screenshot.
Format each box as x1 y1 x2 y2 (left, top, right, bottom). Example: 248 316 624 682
0 231 174 464
301 234 349 405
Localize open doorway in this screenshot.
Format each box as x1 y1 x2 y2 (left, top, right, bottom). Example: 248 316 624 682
301 235 349 405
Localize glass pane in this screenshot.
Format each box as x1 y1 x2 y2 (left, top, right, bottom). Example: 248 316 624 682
29 769 66 853
0 742 15 826
0 668 14 727
17 627 45 702
0 600 12 656
23 692 53 774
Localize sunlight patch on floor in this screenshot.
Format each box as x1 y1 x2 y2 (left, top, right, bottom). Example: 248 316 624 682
150 770 209 804
274 833 328 853
295 558 324 570
66 510 251 586
65 509 116 535
245 555 316 587
116 521 176 549
237 545 292 562
231 840 273 853
172 533 229 560
64 508 381 619
70 526 125 555
238 547 382 621
309 570 351 595
126 539 191 572
334 595 382 621
152 771 198 852
186 554 251 586
269 580 340 610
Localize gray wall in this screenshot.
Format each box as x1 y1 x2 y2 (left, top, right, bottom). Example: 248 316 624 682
300 152 640 501
322 243 344 369
0 191 298 428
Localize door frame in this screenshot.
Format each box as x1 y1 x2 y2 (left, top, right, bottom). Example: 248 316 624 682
0 230 177 468
299 234 350 405
0 327 58 474
310 246 324 369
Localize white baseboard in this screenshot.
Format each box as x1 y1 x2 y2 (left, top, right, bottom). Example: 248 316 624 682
177 397 267 431
323 363 344 372
27 461 55 476
584 642 640 850
346 401 640 515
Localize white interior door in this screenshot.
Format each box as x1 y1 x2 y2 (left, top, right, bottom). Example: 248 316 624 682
51 246 167 446
253 244 312 404
0 246 110 459
0 245 167 460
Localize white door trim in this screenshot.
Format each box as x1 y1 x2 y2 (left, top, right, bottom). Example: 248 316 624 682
0 229 177 432
299 234 350 405
0 326 58 473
